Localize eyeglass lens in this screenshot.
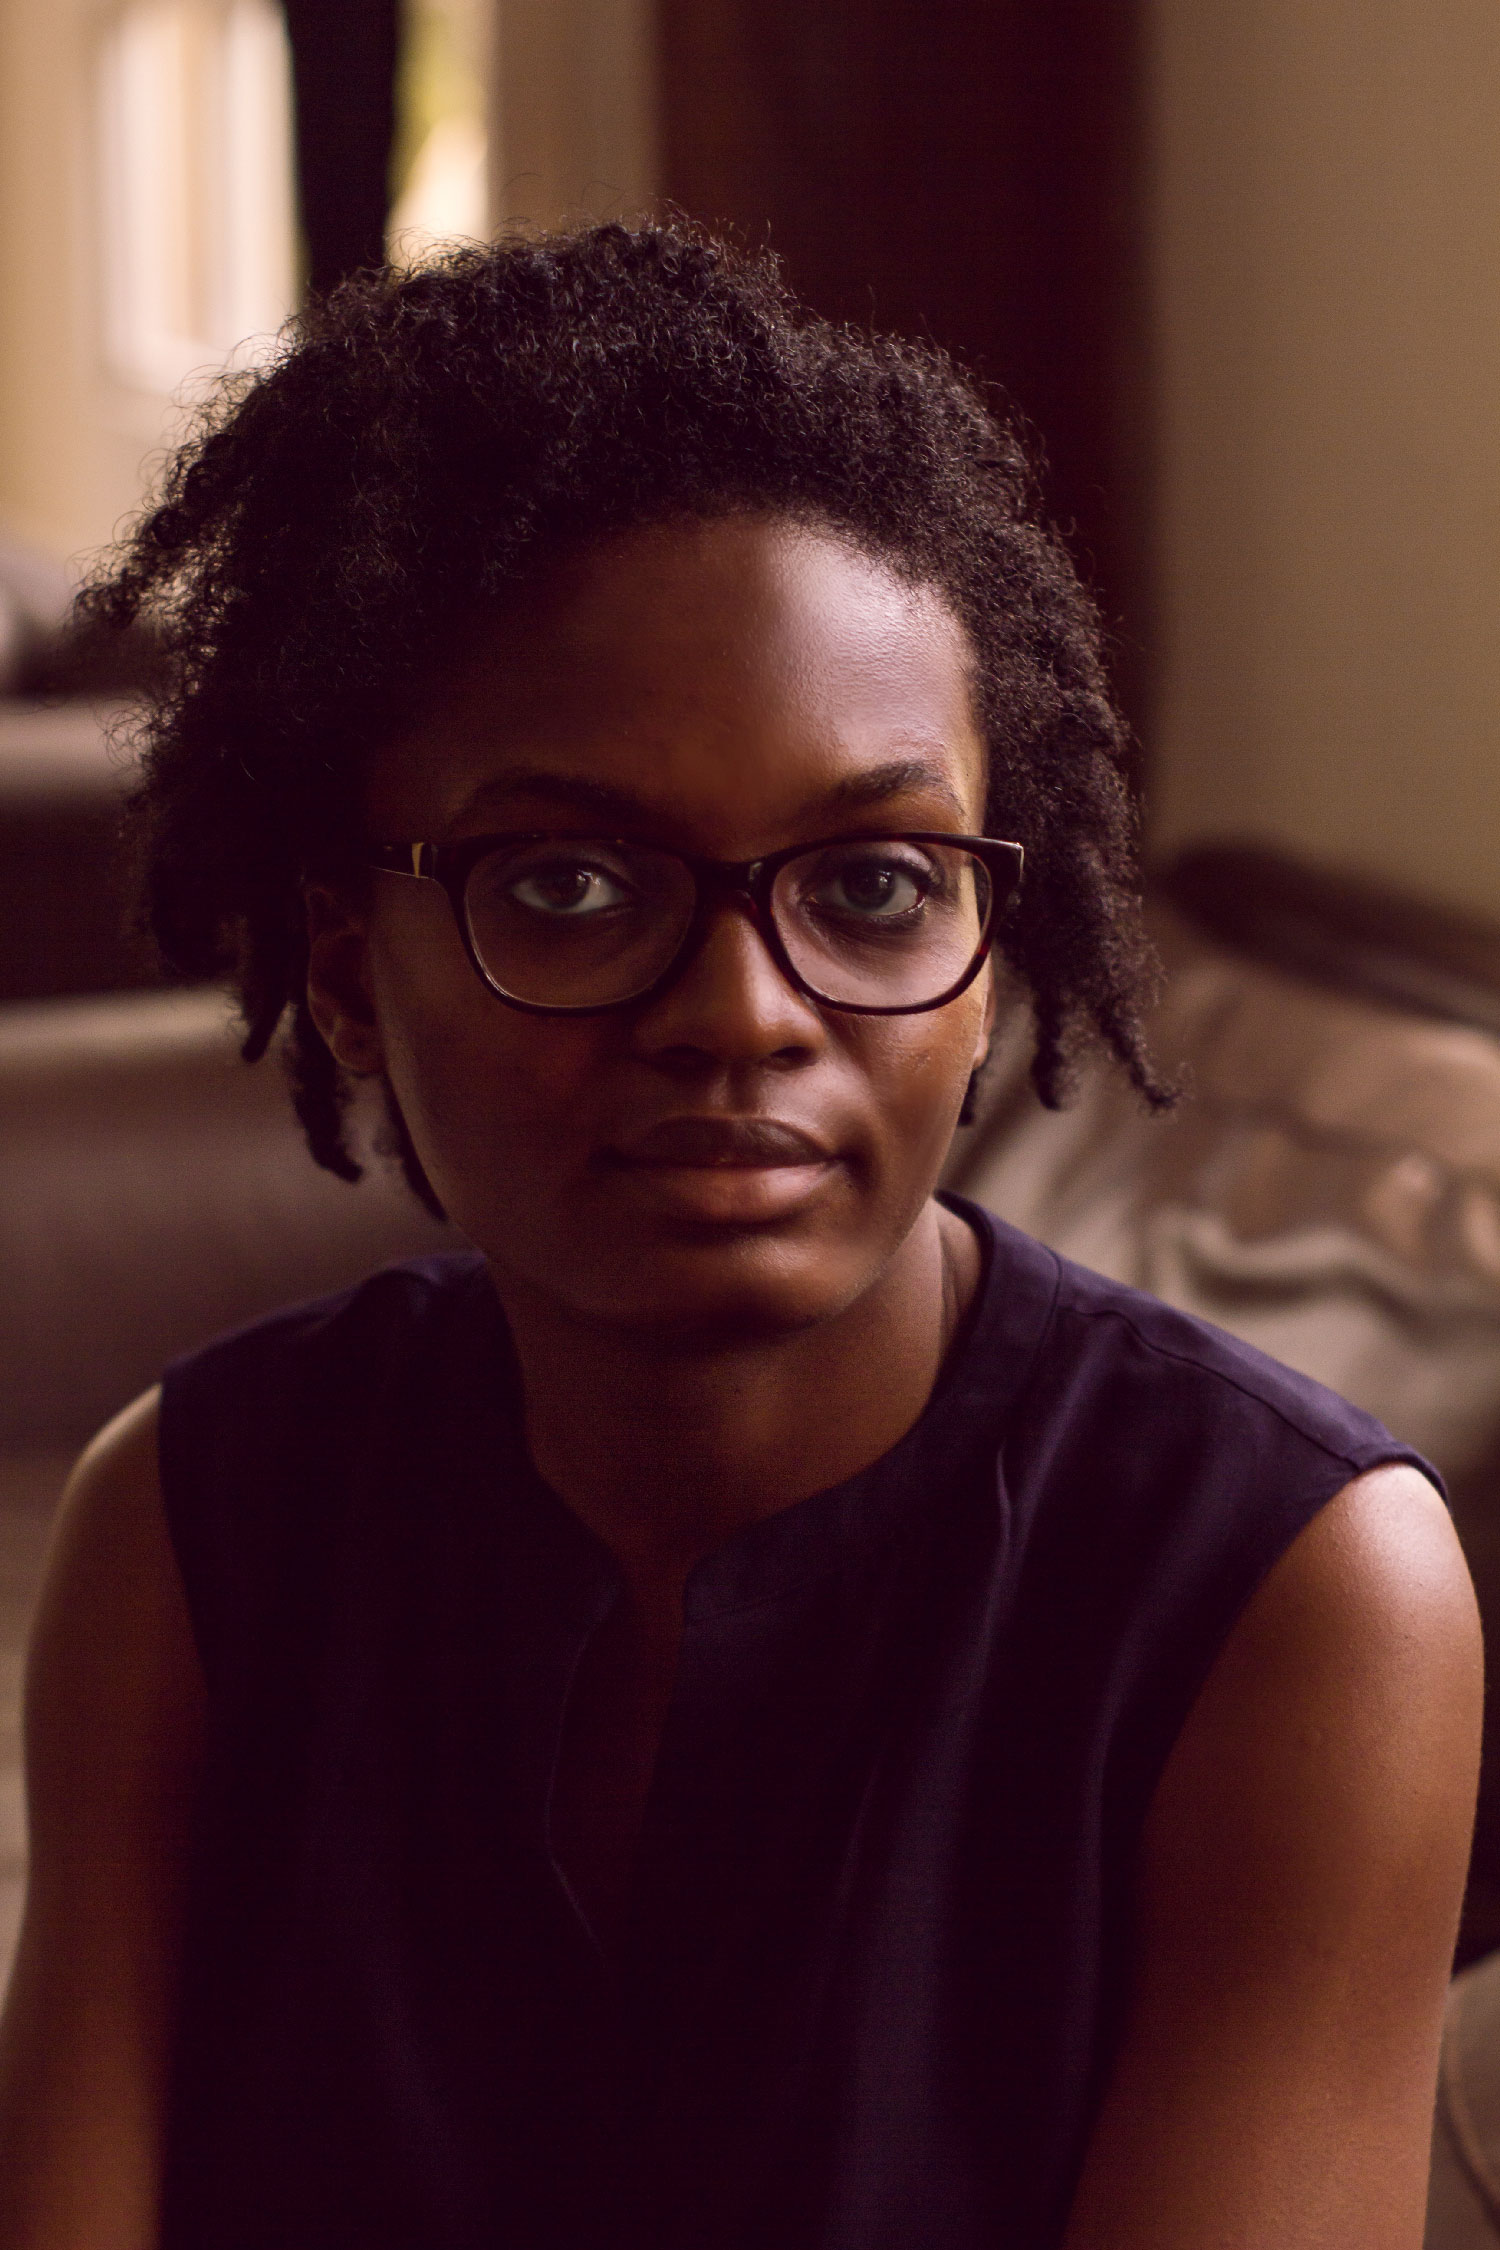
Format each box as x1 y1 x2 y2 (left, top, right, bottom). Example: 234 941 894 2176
461 837 995 1012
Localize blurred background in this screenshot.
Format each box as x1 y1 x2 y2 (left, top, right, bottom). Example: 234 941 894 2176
6 0 1500 2034
4 0 1498 907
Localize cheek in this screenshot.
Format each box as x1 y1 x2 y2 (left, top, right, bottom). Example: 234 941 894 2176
363 895 609 1202
848 976 990 1154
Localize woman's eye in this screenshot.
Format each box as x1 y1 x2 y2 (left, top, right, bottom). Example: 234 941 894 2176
508 863 632 916
817 858 928 917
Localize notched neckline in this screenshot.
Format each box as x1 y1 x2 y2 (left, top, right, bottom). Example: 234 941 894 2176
444 1198 1055 1627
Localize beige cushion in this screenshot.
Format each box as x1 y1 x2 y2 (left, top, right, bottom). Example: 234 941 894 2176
1429 1951 1500 2246
950 907 1500 1482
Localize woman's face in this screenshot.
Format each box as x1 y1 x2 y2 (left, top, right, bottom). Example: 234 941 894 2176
310 514 995 1340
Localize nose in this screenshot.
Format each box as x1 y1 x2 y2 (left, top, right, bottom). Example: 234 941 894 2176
631 897 826 1072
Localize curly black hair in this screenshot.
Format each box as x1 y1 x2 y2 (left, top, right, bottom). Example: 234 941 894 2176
84 219 1168 1207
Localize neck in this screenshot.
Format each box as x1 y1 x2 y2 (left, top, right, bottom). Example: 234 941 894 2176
490 1198 981 1589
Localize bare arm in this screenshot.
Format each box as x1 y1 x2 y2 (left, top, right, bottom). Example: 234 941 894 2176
0 1392 205 2249
1063 1462 1483 2250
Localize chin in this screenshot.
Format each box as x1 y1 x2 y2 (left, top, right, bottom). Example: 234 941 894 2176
623 1256 863 1345
501 1211 880 1346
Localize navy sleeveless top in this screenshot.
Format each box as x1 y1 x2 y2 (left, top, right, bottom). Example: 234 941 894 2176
157 1200 1434 2249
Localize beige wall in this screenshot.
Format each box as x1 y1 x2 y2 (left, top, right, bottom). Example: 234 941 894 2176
0 0 164 569
0 0 658 573
490 0 657 234
11 0 1499 935
1146 0 1500 922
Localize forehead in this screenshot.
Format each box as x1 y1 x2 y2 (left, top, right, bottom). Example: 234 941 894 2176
368 515 986 846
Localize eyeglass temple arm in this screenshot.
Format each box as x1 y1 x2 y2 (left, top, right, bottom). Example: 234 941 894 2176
369 835 1024 899
370 843 438 880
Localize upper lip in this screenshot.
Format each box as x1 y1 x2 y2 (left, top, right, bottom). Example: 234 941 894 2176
609 1116 835 1168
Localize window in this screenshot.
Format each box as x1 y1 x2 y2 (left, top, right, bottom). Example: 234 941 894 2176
96 0 296 396
387 0 489 260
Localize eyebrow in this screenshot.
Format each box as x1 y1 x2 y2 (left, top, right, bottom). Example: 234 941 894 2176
818 758 969 821
443 754 971 835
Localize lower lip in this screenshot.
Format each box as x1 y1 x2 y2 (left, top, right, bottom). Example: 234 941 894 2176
610 1158 837 1224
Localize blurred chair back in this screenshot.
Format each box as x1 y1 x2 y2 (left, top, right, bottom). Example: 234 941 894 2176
0 987 454 1451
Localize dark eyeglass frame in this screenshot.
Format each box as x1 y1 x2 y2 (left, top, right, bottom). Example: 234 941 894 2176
367 830 1025 1018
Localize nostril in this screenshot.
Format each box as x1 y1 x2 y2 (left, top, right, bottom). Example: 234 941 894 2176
644 1032 819 1080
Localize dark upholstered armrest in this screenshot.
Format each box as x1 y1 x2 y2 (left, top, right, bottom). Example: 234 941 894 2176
0 986 454 1448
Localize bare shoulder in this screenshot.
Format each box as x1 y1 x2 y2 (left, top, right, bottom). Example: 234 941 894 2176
1240 1457 1478 1668
1176 1461 1482 1886
24 1385 204 1830
0 1389 204 2249
1195 1460 1480 1754
1146 1459 1482 1989
31 1386 169 1649
1062 1465 1482 2250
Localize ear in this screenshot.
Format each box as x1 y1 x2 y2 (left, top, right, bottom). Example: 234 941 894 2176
304 883 386 1078
957 963 1001 1130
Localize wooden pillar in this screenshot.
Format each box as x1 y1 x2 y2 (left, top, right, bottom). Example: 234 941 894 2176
282 0 401 293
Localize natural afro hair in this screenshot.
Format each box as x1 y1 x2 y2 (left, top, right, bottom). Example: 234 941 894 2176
83 219 1169 1200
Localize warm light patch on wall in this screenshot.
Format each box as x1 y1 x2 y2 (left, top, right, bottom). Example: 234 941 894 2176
387 0 489 262
95 0 296 397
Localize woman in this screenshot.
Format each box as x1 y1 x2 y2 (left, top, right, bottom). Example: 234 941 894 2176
0 224 1481 2249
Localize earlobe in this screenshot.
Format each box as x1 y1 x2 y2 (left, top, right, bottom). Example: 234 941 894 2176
304 884 386 1078
957 970 998 1125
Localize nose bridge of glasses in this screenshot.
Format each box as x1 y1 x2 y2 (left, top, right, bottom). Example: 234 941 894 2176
671 856 798 990
687 852 769 910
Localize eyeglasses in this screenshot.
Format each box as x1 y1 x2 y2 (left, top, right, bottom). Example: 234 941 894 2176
368 830 1023 1017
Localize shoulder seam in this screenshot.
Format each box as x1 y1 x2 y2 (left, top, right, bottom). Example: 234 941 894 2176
1051 1290 1375 1472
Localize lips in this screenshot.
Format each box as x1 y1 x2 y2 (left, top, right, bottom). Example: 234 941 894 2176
609 1116 834 1169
